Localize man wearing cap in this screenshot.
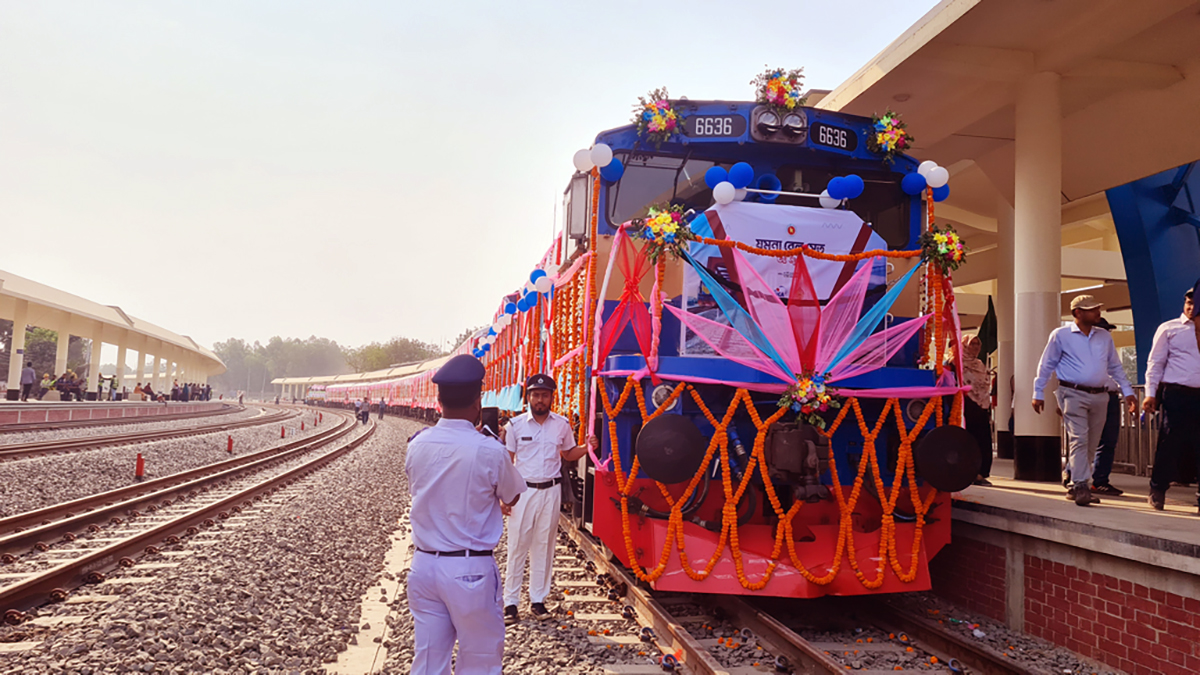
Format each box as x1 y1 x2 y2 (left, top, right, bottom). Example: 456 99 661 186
405 354 527 674
1061 316 1127 497
1143 283 1200 512
1033 295 1136 506
502 373 598 624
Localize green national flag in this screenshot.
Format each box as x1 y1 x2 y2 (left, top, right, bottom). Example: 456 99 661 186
978 295 998 357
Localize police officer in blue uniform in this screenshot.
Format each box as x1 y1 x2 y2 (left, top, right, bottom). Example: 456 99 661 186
405 355 526 674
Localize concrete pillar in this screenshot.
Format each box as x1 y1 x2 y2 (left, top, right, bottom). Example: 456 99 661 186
138 350 148 389
54 327 70 379
996 197 1016 459
86 330 102 401
5 300 29 400
1012 71 1064 481
115 338 128 400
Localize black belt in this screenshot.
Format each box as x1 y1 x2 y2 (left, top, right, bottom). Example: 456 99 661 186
1163 383 1200 394
1059 381 1108 395
416 548 493 557
526 478 562 490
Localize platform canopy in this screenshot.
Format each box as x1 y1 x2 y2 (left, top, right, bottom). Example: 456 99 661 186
816 0 1200 333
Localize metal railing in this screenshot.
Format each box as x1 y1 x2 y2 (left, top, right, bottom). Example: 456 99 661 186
1056 385 1158 477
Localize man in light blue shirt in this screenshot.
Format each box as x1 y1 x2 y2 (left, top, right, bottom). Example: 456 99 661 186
1033 294 1136 506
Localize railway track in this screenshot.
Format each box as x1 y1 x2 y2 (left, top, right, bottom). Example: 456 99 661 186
0 406 296 461
0 402 240 433
557 514 1036 675
0 410 373 623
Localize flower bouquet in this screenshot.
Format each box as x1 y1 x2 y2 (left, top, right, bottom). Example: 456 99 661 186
778 374 842 430
919 225 968 273
865 109 914 163
632 204 697 263
751 67 807 117
631 87 683 150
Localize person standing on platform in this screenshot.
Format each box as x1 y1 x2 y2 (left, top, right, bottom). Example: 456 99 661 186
1143 284 1200 512
19 363 36 401
502 374 598 624
1033 295 1136 507
960 336 994 486
405 354 526 675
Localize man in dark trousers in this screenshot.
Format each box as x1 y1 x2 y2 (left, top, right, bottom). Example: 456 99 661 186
1143 283 1200 512
405 354 525 674
19 362 36 401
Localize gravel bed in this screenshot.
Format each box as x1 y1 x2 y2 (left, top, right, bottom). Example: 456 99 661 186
0 409 330 517
888 592 1121 675
0 405 256 446
0 416 419 675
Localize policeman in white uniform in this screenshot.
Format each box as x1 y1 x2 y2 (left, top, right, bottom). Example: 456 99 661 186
405 355 526 674
1144 283 1200 512
502 373 597 624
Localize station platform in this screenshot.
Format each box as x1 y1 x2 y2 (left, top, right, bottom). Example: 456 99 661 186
932 458 1200 675
0 400 230 428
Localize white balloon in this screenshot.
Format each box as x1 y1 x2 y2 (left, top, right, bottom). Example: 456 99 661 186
713 181 736 205
486 335 496 345
917 160 938 178
927 166 950 189
544 264 560 277
498 314 511 326
573 149 594 173
735 188 747 202
819 189 841 209
524 280 536 293
589 144 613 168
535 276 553 294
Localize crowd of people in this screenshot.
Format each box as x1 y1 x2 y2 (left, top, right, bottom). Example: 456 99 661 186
8 364 214 403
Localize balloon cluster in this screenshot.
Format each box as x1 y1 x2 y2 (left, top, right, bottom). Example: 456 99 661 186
573 143 625 182
705 162 756 205
818 174 865 209
472 266 559 358
901 160 950 202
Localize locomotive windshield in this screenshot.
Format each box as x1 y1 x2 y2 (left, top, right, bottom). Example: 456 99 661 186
604 150 914 249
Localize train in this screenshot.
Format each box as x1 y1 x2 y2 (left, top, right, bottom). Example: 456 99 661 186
316 83 977 598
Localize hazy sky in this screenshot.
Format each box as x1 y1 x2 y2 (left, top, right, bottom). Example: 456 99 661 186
0 0 939 354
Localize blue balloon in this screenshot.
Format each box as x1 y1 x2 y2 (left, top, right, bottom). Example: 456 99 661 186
901 172 927 196
728 162 754 189
517 298 529 312
472 349 481 358
530 269 547 283
704 166 729 189
932 184 950 202
481 343 491 353
505 302 518 315
827 176 849 200
487 327 496 337
599 157 625 182
755 174 782 203
523 291 538 308
844 174 865 199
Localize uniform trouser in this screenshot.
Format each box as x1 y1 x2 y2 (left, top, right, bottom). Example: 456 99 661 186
1056 388 1108 487
503 484 561 607
1150 385 1200 499
407 552 504 675
20 384 31 401
964 398 993 478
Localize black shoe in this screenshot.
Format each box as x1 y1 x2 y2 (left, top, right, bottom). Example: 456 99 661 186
973 477 993 487
504 605 519 626
530 603 552 621
1073 483 1097 506
1149 490 1165 511
1091 483 1123 497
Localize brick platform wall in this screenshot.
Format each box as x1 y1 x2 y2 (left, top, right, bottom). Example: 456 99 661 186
1025 555 1200 675
929 537 1007 622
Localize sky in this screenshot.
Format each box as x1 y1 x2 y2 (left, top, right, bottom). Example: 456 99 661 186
0 0 940 356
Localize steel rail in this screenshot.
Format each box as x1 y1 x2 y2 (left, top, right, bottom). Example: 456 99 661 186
0 407 296 461
0 403 241 433
0 412 353 558
867 600 1040 675
1 415 373 618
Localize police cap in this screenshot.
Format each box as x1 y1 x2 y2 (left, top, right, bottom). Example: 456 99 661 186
525 373 557 391
432 355 485 385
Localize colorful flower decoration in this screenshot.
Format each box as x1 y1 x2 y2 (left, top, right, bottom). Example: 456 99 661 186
779 373 843 429
632 204 697 263
631 87 683 150
751 67 807 118
919 225 968 273
866 109 914 164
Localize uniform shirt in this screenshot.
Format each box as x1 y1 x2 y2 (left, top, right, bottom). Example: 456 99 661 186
505 411 576 482
1033 323 1133 400
406 418 526 552
1145 314 1200 394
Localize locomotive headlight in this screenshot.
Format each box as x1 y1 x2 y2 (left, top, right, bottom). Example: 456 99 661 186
756 110 780 134
651 383 680 411
782 112 807 135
